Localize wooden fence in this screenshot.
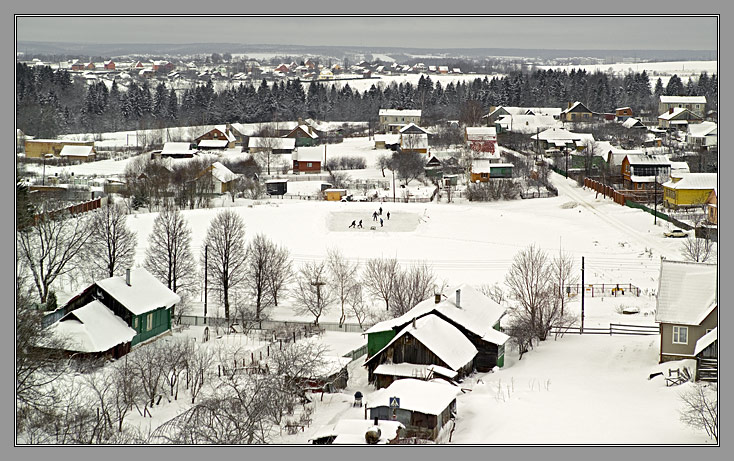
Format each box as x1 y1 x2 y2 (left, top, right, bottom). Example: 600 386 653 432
34 197 104 224
178 315 371 334
550 323 659 336
561 283 641 298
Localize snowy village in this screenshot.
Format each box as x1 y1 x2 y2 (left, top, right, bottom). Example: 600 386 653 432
15 15 718 446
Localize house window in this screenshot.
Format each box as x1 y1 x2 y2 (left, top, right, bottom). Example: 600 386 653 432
307 162 313 168
146 313 153 331
673 326 688 344
134 317 138 329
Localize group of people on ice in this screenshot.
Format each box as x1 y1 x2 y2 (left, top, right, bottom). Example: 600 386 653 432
349 206 390 229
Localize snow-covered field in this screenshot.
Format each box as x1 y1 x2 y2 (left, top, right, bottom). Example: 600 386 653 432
538 60 717 87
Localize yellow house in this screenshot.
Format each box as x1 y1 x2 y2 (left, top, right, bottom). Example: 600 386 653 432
706 188 717 225
24 139 95 159
662 173 717 209
324 189 347 201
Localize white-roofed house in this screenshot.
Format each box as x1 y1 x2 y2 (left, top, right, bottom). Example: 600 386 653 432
366 378 459 441
48 268 181 358
379 108 421 133
247 137 296 154
365 285 509 372
560 101 593 122
292 148 322 174
160 142 197 159
495 114 562 135
59 144 96 162
686 121 717 150
399 123 430 154
661 173 717 210
465 126 497 155
364 314 478 388
620 153 671 191
658 95 706 118
658 107 703 130
196 161 241 194
285 124 320 147
655 259 717 372
195 124 238 150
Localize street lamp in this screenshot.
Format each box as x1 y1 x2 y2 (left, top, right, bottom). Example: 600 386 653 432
42 153 53 186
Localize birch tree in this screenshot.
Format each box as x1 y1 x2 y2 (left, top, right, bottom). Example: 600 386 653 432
87 202 138 279
326 247 360 326
144 206 196 294
293 261 333 326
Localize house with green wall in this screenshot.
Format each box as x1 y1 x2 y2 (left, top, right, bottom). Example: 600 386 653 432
364 284 508 378
49 268 180 358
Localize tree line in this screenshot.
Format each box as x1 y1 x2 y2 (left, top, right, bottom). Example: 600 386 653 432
17 62 717 139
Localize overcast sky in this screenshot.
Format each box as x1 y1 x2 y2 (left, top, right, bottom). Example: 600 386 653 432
16 16 717 50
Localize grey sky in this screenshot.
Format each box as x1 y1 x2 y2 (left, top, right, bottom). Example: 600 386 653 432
16 16 717 50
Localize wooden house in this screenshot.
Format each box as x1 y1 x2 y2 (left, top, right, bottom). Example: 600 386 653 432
285 124 320 147
662 173 717 209
196 161 240 194
103 60 116 70
24 139 95 159
399 123 430 154
47 268 180 358
292 149 322 174
70 60 84 71
85 62 96 70
424 154 443 178
367 379 458 441
658 107 703 130
655 259 717 369
152 60 175 73
659 95 706 118
622 117 646 129
693 327 717 382
560 101 593 122
470 161 514 182
365 314 477 388
196 124 238 150
247 137 296 154
324 189 347 201
615 107 634 121
465 127 497 155
621 153 671 191
706 188 717 225
365 285 509 373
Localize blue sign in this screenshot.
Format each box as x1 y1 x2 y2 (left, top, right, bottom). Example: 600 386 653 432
389 397 400 408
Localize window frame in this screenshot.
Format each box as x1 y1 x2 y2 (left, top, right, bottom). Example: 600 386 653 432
672 325 688 345
146 313 153 331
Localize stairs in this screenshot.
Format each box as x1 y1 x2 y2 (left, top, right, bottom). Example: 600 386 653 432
697 358 718 382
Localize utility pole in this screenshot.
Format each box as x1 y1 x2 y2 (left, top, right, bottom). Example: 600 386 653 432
204 244 208 324
581 256 585 334
654 170 658 225
392 168 396 203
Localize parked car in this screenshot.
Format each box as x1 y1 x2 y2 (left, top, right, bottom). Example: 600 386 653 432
664 229 688 238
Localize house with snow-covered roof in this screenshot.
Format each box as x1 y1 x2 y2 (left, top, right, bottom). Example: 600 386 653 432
366 378 458 441
365 314 478 388
310 418 404 445
195 124 239 149
197 161 241 194
379 108 422 133
160 142 197 159
285 124 320 147
48 268 180 358
365 285 508 372
560 101 593 122
662 173 717 209
659 95 706 118
59 144 96 162
247 137 296 154
620 153 671 191
622 117 646 129
686 121 717 151
658 107 703 130
655 259 717 372
292 148 322 174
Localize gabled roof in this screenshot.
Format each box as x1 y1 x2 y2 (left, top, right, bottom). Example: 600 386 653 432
658 107 703 121
162 142 196 155
694 327 717 357
59 145 94 157
660 95 706 104
379 109 422 117
662 173 717 190
365 284 508 345
399 123 430 134
209 161 239 183
292 149 323 162
365 314 477 371
373 363 458 380
687 121 717 137
622 117 645 129
198 139 229 148
49 300 137 353
400 133 429 149
366 379 458 415
95 268 181 316
655 260 717 325
561 101 591 114
531 127 585 142
624 153 671 166
466 126 497 139
289 124 319 139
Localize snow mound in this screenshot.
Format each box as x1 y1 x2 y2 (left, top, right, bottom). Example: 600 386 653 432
560 201 579 209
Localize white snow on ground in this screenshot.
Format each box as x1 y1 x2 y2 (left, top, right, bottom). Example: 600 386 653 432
537 60 717 87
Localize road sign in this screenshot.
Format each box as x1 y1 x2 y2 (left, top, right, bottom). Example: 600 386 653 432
389 397 400 409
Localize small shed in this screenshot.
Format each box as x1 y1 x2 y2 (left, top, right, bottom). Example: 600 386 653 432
265 179 287 196
324 189 347 201
59 145 96 162
367 379 458 441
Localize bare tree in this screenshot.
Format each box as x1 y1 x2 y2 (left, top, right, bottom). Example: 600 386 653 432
551 249 578 318
293 261 333 326
202 209 248 320
17 209 93 303
478 282 506 305
504 244 554 341
326 248 360 326
680 236 715 263
390 262 438 317
267 243 292 308
459 99 485 127
185 345 215 404
108 355 143 432
679 383 718 443
87 202 138 279
376 153 392 178
391 152 425 186
144 206 196 295
362 257 399 311
348 285 371 330
244 234 279 322
129 342 167 408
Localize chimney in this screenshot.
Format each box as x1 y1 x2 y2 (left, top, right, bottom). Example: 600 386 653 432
568 102 572 109
669 107 674 114
455 289 461 308
125 269 131 286
412 317 416 328
435 293 441 304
